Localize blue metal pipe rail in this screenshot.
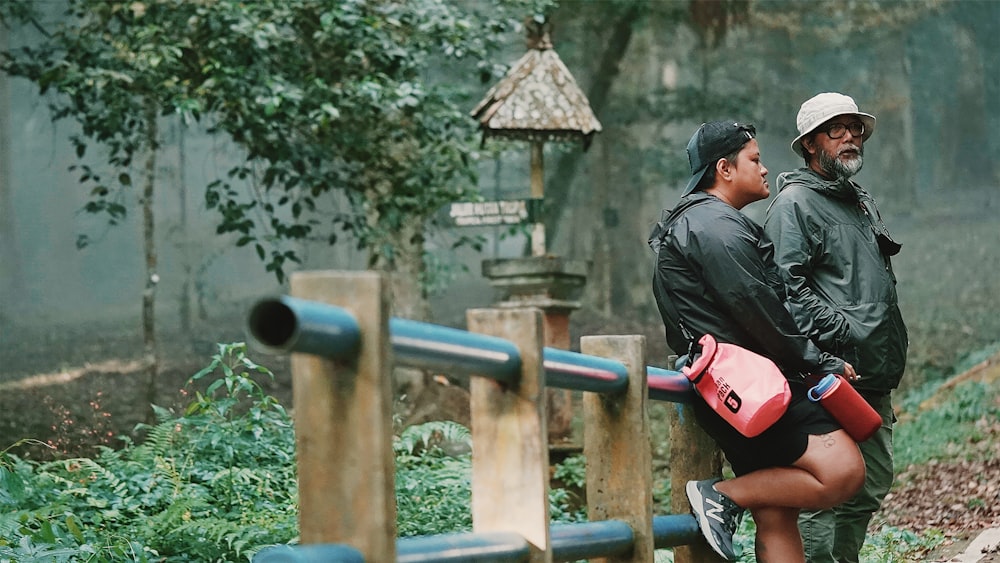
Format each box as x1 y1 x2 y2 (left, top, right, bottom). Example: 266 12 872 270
647 366 692 403
254 515 700 562
248 296 703 563
247 296 692 403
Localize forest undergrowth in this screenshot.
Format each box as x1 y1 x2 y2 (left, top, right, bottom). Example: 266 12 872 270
1 339 997 562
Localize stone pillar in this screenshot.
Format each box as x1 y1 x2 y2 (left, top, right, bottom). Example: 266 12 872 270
481 256 589 444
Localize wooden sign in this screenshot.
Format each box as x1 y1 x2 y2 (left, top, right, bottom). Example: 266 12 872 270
449 198 541 227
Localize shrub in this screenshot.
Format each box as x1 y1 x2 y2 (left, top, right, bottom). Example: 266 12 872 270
394 421 474 536
0 343 297 562
895 379 1000 468
0 343 587 561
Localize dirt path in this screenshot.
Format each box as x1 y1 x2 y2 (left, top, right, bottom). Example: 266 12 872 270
878 354 1000 561
0 325 293 460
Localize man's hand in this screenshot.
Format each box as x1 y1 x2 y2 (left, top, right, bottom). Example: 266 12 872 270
843 361 860 381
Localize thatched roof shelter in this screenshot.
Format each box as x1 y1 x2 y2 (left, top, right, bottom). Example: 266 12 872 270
471 19 602 148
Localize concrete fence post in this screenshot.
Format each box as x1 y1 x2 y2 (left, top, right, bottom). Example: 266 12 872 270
288 271 397 561
581 335 654 563
467 307 552 563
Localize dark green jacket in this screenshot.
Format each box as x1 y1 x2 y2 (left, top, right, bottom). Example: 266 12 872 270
763 168 908 392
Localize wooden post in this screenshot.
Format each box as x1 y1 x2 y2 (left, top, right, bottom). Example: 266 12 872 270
530 141 546 256
581 335 654 563
289 271 396 562
669 403 724 563
467 308 551 563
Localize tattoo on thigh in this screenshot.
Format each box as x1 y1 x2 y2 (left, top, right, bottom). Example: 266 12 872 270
819 432 837 448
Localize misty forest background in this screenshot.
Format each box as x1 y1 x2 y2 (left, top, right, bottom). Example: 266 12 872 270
1 0 999 452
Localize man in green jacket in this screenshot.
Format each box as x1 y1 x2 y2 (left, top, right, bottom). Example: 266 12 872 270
763 92 908 563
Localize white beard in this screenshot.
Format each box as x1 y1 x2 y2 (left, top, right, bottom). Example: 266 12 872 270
819 145 864 179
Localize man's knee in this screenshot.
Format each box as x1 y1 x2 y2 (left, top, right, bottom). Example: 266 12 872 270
841 473 888 516
863 454 894 501
857 427 894 507
800 509 836 563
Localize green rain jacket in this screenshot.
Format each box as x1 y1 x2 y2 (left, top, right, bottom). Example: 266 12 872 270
763 168 908 393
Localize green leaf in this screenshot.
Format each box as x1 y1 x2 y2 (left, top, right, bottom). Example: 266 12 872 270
65 514 84 542
320 102 340 120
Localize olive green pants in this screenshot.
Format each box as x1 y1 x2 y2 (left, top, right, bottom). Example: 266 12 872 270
799 393 895 563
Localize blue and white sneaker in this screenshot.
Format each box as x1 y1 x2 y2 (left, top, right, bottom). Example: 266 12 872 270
686 478 745 561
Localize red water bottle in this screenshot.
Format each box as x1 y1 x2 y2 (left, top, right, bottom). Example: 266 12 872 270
807 374 882 442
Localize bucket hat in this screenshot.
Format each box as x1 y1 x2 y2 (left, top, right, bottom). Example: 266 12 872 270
791 92 875 157
683 120 756 196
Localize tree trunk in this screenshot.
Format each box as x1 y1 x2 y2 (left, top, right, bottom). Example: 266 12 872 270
364 186 432 407
386 219 430 322
176 121 192 332
384 220 431 404
142 103 159 425
542 2 645 249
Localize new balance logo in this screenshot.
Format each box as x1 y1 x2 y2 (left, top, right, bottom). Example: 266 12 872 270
706 498 726 523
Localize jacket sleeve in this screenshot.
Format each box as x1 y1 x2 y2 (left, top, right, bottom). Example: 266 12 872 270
763 196 852 350
690 215 844 375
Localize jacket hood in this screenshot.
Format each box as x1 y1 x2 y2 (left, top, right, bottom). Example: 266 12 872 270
648 193 715 253
776 168 858 201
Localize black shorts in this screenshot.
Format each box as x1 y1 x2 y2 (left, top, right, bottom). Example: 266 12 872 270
691 380 840 476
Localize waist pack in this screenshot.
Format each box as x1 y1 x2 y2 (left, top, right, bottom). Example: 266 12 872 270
683 334 791 438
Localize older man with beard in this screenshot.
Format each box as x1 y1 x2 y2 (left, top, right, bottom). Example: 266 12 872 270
763 93 908 563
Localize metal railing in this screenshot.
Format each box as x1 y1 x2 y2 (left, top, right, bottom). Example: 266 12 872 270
247 272 704 563
257 516 702 562
248 296 693 402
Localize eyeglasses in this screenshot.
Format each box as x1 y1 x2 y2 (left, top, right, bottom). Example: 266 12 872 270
821 121 865 140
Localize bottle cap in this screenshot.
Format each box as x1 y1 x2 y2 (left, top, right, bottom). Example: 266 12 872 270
807 374 841 402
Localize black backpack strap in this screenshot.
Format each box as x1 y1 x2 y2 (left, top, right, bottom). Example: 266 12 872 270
651 196 712 363
660 288 697 362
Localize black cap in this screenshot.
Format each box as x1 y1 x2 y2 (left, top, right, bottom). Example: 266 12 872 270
682 121 756 196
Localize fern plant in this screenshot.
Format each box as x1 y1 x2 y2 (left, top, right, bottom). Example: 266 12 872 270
0 343 298 562
1 343 595 560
